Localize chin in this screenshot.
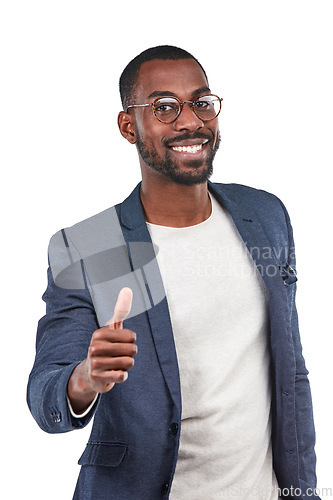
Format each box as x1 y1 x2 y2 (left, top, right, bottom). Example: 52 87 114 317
163 164 213 186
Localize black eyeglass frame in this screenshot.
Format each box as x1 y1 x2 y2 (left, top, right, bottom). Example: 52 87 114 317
126 94 222 124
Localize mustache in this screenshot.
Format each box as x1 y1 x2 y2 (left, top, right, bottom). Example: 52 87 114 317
164 132 212 147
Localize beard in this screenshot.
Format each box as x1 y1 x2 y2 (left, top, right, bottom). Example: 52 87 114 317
135 131 221 186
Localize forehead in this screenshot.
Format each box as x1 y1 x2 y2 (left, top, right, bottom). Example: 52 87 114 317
135 59 209 101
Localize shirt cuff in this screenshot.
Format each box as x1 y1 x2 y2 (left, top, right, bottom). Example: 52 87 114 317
66 393 99 418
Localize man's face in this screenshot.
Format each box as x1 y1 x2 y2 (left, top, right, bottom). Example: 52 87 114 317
130 59 220 186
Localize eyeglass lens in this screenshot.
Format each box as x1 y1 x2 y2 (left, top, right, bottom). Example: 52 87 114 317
153 95 221 123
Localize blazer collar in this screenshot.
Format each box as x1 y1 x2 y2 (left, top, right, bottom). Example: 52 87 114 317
119 182 147 230
119 180 284 289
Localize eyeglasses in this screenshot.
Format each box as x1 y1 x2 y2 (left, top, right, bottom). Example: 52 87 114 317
126 94 222 124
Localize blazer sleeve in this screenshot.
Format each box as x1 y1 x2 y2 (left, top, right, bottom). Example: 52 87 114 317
27 230 100 434
278 199 318 489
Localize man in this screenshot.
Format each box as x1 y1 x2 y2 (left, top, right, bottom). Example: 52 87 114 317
27 46 319 499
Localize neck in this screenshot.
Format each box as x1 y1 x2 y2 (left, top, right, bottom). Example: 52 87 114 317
140 175 211 228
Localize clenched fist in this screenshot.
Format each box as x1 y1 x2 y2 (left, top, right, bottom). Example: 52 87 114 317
67 287 137 414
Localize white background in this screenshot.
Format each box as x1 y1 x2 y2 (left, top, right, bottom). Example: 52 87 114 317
1 1 332 498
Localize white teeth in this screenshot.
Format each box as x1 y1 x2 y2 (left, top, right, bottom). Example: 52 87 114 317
172 144 203 153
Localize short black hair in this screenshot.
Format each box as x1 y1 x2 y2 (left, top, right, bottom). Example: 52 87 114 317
119 45 208 111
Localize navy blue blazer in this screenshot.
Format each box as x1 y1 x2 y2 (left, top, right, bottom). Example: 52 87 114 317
27 181 318 499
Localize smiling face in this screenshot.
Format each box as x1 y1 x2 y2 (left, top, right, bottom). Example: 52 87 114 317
120 58 220 186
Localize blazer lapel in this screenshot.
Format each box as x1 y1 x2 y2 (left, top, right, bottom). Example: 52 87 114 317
208 182 294 383
118 183 182 413
208 181 283 297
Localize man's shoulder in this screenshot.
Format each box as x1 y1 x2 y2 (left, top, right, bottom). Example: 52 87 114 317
67 204 119 233
211 181 282 203
54 183 141 238
210 181 293 251
47 200 126 267
210 181 288 219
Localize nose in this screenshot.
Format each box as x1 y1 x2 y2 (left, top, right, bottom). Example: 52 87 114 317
173 102 204 131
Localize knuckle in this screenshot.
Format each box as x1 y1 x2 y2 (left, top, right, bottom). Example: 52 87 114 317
90 357 99 371
89 345 96 356
92 329 102 341
90 369 100 381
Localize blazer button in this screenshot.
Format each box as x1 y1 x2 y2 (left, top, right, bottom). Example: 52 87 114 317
169 422 179 436
162 482 169 494
50 410 62 423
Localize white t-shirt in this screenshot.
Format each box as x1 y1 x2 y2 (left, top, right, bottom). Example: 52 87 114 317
147 194 280 499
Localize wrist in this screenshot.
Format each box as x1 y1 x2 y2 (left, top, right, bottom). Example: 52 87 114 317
67 360 98 414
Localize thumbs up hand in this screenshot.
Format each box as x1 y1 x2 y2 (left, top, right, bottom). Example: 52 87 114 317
67 288 137 414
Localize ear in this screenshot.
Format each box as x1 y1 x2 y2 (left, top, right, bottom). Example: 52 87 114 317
118 111 137 144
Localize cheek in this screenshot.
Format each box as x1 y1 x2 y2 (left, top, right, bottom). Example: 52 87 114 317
136 115 172 151
139 130 166 154
142 134 158 154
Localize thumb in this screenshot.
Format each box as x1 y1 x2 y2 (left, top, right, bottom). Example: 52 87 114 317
106 287 133 329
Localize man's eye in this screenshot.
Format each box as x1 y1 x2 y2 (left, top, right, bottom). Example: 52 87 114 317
195 100 209 109
156 104 174 112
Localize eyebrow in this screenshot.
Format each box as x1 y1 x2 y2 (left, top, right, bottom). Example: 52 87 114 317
147 86 211 99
